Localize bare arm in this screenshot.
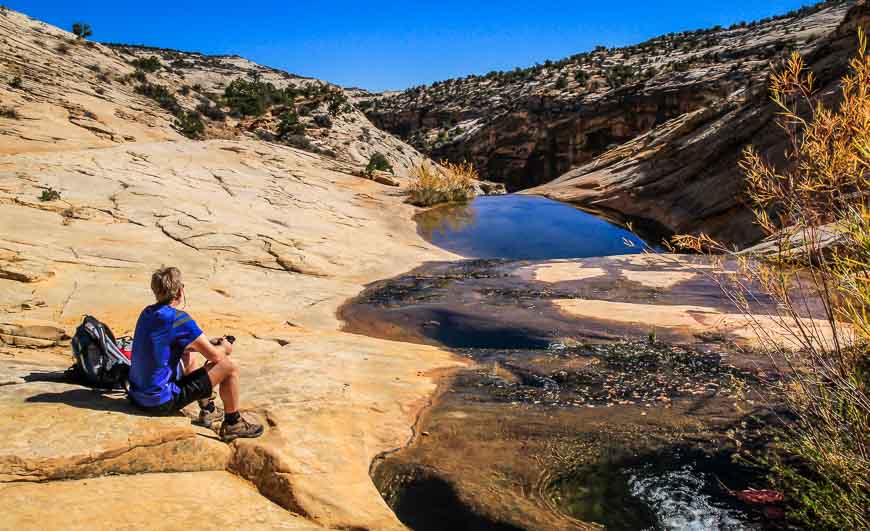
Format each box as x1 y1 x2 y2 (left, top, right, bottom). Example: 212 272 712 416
187 334 232 364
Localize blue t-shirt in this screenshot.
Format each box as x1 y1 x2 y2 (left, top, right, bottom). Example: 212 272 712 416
128 304 203 407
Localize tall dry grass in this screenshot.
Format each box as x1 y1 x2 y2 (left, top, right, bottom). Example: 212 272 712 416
407 160 478 207
675 29 869 528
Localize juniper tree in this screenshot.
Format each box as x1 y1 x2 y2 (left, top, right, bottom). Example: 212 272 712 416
72 22 92 40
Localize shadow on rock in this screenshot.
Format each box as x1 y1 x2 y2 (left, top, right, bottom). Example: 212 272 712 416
24 374 172 418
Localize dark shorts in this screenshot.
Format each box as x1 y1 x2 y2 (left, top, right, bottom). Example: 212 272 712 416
136 367 213 415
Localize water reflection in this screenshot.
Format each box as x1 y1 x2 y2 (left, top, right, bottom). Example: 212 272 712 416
416 195 653 260
417 201 477 241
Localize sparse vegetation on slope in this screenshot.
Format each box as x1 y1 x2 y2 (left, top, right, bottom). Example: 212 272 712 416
71 22 92 40
362 0 853 190
130 55 162 73
365 152 393 175
173 110 205 139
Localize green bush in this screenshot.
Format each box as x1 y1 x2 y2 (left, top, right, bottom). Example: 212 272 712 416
326 89 351 116
0 106 18 119
223 78 293 117
276 110 304 139
9 75 22 89
195 101 225 121
135 82 181 114
39 187 61 201
174 110 205 139
365 152 393 175
131 56 162 73
72 22 92 40
605 64 636 89
313 113 333 128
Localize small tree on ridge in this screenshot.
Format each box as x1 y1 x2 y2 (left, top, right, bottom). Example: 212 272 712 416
72 22 93 40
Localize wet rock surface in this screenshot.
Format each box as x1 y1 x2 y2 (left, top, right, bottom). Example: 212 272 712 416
343 256 785 530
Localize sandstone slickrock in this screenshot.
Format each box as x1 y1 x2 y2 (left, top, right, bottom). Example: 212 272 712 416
0 471 323 530
528 0 870 247
0 8 464 530
363 1 861 247
363 1 850 190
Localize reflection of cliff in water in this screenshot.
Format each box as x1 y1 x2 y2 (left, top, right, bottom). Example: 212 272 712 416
415 195 653 260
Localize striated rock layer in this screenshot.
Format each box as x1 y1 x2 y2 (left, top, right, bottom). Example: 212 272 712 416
529 0 869 247
363 1 851 193
362 1 865 247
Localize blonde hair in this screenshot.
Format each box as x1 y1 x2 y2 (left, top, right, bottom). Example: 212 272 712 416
151 266 183 304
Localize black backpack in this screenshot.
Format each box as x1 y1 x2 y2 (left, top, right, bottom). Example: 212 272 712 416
70 315 131 389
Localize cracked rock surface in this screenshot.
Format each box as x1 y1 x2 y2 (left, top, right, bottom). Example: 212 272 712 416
0 8 463 530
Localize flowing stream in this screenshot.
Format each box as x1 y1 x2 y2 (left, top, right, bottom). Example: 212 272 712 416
343 195 774 530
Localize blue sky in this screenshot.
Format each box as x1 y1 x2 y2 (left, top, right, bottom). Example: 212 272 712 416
8 1 821 91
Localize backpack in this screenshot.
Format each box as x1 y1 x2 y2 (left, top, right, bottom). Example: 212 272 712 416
70 315 131 389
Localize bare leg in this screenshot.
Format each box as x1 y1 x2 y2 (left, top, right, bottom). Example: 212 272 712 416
183 351 216 411
204 357 239 414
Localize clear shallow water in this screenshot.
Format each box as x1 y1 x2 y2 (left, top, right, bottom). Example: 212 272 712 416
552 449 759 530
416 195 653 259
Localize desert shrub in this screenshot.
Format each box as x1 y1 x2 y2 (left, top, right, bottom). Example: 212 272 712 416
195 100 225 121
276 109 304 139
135 82 181 114
174 110 205 139
365 152 393 175
407 160 478 207
55 42 70 54
178 85 190 96
71 22 92 40
555 76 568 89
283 134 314 151
39 187 61 201
131 56 162 73
86 63 101 73
574 70 589 85
313 113 332 128
605 64 635 88
9 75 22 89
223 78 293 117
674 30 870 529
326 89 351 116
255 129 275 142
0 106 18 119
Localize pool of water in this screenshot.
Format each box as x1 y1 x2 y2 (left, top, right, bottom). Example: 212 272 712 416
416 195 653 259
551 448 760 530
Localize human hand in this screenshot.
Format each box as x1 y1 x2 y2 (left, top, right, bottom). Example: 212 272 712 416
210 336 234 355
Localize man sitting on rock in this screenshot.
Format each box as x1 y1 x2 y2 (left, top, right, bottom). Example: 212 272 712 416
128 266 264 442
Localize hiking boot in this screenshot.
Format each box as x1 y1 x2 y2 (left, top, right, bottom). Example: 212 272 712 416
193 402 223 428
219 415 264 442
